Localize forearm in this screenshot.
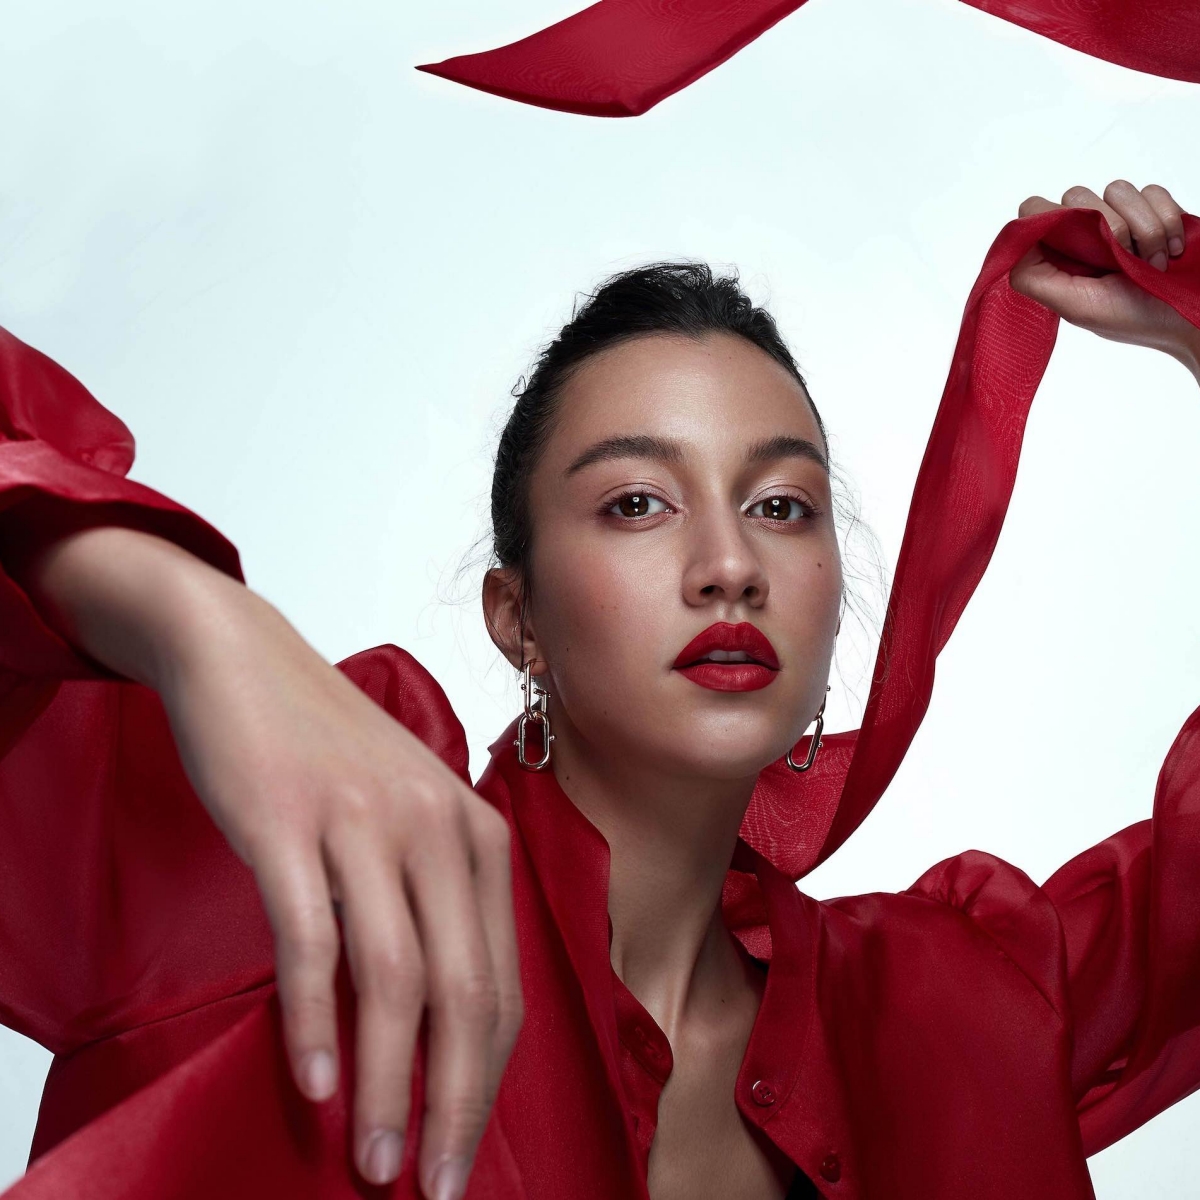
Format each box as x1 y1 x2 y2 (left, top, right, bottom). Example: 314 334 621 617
0 508 277 694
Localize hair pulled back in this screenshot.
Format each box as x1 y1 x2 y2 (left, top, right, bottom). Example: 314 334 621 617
490 260 827 614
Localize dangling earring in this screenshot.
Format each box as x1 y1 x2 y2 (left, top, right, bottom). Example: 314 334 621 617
513 661 555 771
787 684 829 773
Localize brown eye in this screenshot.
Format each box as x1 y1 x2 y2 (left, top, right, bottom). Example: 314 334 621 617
748 496 810 522
609 492 667 518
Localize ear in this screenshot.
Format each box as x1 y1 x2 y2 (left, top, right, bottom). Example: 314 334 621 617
482 566 545 673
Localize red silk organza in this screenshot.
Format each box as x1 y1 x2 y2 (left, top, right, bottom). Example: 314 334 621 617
0 207 1199 1197
416 0 1200 118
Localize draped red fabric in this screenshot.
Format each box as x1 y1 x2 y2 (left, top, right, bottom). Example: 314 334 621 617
415 0 1200 117
742 204 1200 882
0 206 1198 1196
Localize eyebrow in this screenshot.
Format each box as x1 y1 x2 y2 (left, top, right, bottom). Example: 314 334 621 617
563 432 829 476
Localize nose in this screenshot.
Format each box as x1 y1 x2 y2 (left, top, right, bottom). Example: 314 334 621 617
681 509 769 609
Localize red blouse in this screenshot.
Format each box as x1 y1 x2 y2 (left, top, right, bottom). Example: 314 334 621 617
1 206 1199 1199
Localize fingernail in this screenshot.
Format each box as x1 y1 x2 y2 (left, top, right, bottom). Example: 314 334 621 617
1150 250 1168 272
363 1130 404 1185
301 1050 336 1101
432 1155 471 1200
1169 236 1184 257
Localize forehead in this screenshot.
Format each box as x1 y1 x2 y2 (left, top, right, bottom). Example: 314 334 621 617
544 331 823 461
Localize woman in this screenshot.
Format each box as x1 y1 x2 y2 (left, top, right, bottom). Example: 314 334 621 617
0 179 1197 1200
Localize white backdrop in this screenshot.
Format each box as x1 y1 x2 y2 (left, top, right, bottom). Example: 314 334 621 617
1 0 1198 1192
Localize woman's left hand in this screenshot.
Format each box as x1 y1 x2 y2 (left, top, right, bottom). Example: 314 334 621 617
1009 180 1199 370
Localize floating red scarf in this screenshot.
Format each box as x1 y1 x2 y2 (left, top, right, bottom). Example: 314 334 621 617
416 0 1200 117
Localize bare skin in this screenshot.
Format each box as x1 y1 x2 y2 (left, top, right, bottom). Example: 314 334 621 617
0 178 1195 1200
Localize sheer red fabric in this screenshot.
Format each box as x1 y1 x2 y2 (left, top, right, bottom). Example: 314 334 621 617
415 0 1200 118
0 205 1198 1196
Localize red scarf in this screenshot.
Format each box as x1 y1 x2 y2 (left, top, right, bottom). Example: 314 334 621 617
416 0 1200 118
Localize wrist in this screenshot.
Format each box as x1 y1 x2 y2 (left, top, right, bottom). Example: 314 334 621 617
1166 326 1200 385
140 549 277 695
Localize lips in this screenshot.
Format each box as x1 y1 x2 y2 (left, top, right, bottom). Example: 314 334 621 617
672 622 780 693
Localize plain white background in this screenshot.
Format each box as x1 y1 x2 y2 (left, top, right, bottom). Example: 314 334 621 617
1 0 1198 1192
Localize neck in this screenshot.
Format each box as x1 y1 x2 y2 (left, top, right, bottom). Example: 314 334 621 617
549 718 762 1041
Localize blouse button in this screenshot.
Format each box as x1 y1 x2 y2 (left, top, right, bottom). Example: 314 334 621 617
819 1153 841 1183
750 1079 777 1107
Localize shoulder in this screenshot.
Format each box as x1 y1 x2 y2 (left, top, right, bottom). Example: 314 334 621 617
819 849 1067 1021
335 643 470 784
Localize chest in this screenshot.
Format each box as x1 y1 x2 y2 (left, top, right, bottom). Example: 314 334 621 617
645 1011 802 1200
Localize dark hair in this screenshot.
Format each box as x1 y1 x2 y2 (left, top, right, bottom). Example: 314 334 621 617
490 261 827 613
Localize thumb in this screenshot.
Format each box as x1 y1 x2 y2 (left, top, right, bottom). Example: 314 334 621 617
1008 244 1065 309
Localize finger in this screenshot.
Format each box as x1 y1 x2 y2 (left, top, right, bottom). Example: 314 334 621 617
332 835 426 1187
253 842 343 1106
1142 182 1187 259
1101 179 1169 270
406 799 499 1200
1060 184 1133 252
463 804 523 1115
1017 194 1061 219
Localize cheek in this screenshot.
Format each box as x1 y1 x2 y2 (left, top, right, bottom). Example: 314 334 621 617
530 527 678 700
771 537 844 650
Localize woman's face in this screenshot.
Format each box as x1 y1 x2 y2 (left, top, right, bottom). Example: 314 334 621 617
498 330 842 782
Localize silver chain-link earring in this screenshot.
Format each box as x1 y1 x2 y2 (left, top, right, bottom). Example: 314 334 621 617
786 684 829 773
513 661 555 771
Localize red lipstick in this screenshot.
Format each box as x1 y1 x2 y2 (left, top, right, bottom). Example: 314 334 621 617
672 622 780 693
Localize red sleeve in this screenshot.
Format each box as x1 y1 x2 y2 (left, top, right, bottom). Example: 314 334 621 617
0 325 258 1052
1040 704 1200 1156
907 703 1200 1158
0 325 243 704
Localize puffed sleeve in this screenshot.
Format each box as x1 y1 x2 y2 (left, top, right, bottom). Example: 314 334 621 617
908 702 1200 1158
0 327 244 690
0 324 253 1053
1040 702 1200 1155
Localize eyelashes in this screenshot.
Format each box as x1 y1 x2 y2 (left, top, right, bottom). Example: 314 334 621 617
600 488 822 523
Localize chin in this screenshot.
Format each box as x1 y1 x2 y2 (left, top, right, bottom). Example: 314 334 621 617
566 679 796 780
660 721 790 781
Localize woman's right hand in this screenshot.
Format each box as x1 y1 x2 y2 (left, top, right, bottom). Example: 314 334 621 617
10 522 523 1200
